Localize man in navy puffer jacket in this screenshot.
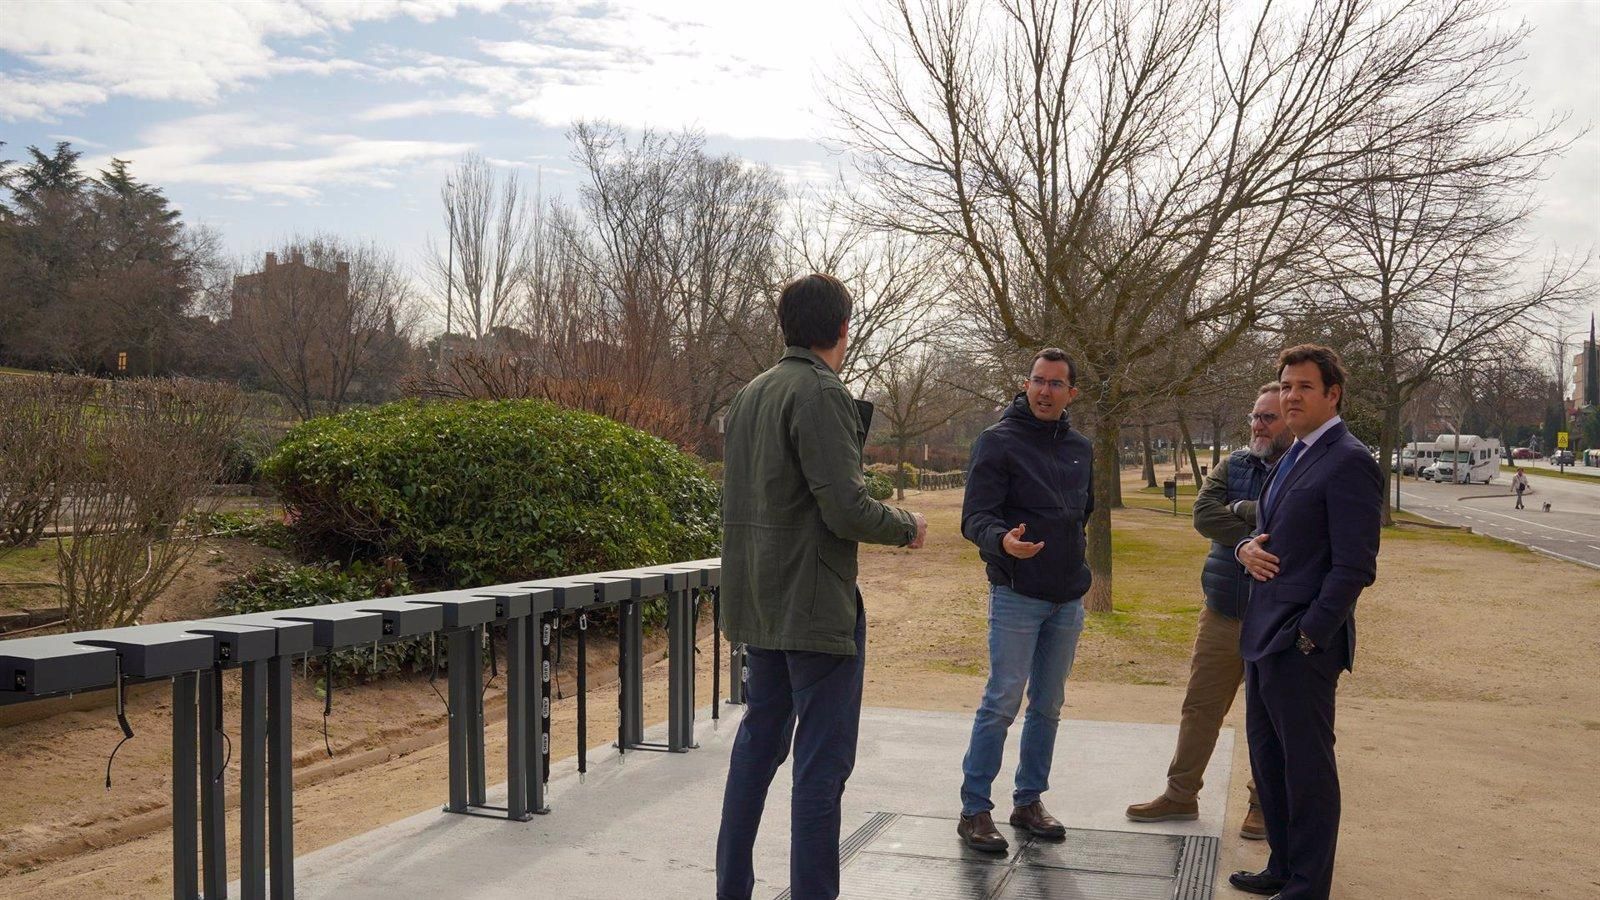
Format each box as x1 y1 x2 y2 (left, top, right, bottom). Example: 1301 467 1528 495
955 347 1095 853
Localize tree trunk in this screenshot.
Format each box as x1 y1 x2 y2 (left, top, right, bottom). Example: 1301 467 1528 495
1380 400 1401 526
1086 421 1119 612
1141 421 1157 488
1176 411 1202 485
896 437 908 500
1210 410 1223 468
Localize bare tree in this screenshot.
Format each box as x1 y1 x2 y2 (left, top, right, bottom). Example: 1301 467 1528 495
231 236 417 420
780 186 955 395
875 349 972 498
431 153 536 340
0 375 95 553
833 0 1574 610
56 378 241 629
1308 113 1589 521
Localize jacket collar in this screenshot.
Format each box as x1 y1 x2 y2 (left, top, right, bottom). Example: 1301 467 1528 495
1263 420 1348 528
781 345 833 370
1002 392 1072 434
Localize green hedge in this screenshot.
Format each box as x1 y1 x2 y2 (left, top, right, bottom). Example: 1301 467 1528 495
866 471 894 501
216 561 425 682
263 400 720 588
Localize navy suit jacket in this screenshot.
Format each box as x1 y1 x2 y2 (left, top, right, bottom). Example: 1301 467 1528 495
1240 420 1382 671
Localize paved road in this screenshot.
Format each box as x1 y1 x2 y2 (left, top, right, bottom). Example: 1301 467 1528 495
1392 472 1600 569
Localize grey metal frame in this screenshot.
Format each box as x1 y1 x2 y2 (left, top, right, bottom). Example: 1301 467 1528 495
0 558 720 897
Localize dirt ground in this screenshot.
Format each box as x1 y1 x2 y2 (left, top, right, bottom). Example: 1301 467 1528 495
3 472 1599 898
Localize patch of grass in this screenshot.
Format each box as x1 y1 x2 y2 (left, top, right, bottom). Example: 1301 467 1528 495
0 541 64 612
0 542 57 579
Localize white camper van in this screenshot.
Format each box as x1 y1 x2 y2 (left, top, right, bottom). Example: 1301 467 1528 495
1423 434 1502 484
1397 441 1438 476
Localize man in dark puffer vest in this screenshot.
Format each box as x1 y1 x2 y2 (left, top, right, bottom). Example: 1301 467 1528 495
1126 382 1290 839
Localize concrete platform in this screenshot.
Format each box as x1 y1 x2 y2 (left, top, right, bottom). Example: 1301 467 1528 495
291 706 1231 899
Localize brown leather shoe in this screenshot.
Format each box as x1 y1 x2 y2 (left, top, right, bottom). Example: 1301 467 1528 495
1009 801 1066 840
1124 794 1200 823
1240 802 1266 840
957 811 1009 853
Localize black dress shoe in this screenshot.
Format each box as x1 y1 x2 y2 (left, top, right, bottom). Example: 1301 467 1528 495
1228 869 1287 895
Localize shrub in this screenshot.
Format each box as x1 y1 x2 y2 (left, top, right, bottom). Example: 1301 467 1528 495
866 471 894 501
216 560 424 682
263 399 721 588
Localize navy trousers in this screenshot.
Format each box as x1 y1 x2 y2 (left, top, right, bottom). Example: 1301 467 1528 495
715 599 866 900
1245 647 1344 900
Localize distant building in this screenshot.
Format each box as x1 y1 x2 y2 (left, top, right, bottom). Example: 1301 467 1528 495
230 251 350 323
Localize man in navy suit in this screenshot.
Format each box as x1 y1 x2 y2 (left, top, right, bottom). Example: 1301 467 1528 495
1229 345 1382 900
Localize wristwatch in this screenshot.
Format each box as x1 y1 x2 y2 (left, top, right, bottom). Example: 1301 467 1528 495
1296 631 1316 655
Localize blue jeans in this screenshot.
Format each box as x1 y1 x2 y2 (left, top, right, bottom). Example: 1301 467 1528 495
716 598 865 900
960 585 1086 817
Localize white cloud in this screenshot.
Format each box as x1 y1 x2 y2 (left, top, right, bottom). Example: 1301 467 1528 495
82 112 472 200
359 94 498 121
0 0 521 120
0 75 108 121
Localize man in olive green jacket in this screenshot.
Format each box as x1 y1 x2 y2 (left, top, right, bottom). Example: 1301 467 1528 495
716 273 925 900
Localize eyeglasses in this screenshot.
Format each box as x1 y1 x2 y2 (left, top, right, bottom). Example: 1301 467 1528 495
1246 413 1280 425
1028 376 1070 391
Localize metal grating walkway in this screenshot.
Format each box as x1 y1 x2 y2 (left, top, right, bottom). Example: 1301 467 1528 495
782 813 1218 900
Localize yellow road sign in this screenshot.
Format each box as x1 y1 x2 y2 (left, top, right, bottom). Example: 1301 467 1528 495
1557 431 1569 449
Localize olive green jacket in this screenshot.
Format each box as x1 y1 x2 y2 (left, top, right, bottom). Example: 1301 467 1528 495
720 347 918 655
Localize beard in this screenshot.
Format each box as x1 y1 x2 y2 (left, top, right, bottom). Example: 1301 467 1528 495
1249 432 1292 460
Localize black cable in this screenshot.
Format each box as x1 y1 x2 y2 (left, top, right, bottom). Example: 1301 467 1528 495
105 657 134 790
322 648 334 758
552 615 564 700
215 730 233 783
481 625 498 700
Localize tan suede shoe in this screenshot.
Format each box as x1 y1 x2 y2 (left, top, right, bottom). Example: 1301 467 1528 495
1124 794 1200 823
1240 802 1267 840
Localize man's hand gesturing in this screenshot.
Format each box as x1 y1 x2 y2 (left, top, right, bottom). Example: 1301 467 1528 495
1002 523 1045 559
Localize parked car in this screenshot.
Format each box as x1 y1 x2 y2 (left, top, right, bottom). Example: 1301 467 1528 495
1511 447 1538 460
1551 450 1575 466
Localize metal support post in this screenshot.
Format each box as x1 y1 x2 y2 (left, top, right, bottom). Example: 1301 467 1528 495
267 656 294 900
576 612 588 778
617 599 644 748
199 667 227 898
467 624 487 808
526 614 548 813
667 590 696 752
240 659 267 900
539 615 552 785
173 672 199 900
506 617 530 820
712 588 721 719
444 629 471 813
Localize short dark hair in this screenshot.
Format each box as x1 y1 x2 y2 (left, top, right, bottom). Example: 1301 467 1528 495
1032 347 1077 386
1258 381 1281 395
777 273 852 350
1277 344 1348 410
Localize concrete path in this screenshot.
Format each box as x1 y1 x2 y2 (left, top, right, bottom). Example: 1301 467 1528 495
287 706 1230 899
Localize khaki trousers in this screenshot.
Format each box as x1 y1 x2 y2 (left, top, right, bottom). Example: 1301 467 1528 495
1164 604 1257 806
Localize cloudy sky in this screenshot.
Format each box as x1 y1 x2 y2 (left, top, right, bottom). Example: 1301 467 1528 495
2 0 1596 330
